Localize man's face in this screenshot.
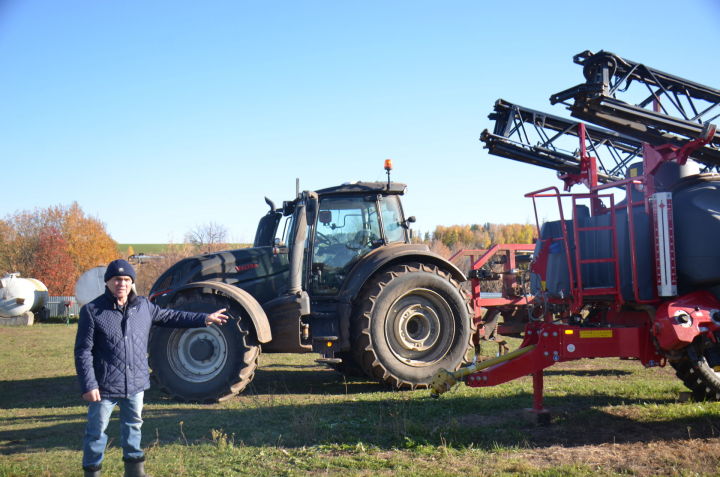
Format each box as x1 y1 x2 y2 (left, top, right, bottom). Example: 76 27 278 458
106 276 133 301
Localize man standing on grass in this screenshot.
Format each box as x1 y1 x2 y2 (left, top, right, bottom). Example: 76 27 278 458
74 259 228 477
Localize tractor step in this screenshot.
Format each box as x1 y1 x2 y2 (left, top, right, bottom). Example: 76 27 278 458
316 357 342 364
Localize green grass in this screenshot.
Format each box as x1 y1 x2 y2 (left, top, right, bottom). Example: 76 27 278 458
1 325 720 476
118 243 170 254
117 244 250 255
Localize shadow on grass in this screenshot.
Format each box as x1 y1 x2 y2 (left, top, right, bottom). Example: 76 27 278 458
1 366 631 409
0 361 378 411
0 375 80 409
3 376 720 456
248 365 383 396
139 368 384 404
544 369 633 377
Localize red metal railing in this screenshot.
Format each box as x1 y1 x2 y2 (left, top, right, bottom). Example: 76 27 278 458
449 244 535 317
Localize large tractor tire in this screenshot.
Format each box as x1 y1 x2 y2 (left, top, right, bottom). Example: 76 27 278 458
352 263 473 389
148 289 260 402
671 335 720 401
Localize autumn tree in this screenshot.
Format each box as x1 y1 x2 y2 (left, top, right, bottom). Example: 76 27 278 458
429 239 452 259
0 203 118 294
426 223 537 295
0 212 40 275
29 226 75 295
0 220 11 272
431 223 537 251
52 202 119 273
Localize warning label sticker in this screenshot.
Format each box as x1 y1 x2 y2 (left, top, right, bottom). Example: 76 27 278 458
579 330 613 338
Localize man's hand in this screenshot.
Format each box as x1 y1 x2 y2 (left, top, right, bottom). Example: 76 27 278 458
82 389 101 402
206 308 229 326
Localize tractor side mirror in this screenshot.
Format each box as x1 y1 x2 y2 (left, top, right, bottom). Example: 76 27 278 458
305 193 318 225
402 216 416 229
318 210 332 225
282 201 295 216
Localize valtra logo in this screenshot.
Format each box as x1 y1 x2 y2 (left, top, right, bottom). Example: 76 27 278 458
235 263 259 273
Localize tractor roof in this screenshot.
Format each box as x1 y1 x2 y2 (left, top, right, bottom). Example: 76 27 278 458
315 181 407 196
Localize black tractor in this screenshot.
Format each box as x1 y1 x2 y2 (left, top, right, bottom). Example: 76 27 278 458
148 176 472 401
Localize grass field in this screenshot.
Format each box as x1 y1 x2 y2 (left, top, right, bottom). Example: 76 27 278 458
1 324 719 476
117 244 249 255
118 243 170 255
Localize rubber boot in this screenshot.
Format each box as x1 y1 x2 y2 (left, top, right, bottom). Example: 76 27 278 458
83 466 101 477
123 459 148 477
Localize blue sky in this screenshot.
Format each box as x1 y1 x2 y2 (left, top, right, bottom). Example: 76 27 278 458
2 1 719 243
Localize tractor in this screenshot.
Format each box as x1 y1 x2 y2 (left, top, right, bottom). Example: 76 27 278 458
147 164 472 401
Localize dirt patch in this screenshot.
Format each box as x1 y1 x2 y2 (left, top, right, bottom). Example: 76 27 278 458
507 439 720 476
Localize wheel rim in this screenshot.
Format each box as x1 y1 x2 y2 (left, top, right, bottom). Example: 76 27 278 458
384 288 455 366
166 327 228 383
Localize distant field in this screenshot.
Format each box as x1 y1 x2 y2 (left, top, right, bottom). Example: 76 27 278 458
118 244 169 254
117 244 249 255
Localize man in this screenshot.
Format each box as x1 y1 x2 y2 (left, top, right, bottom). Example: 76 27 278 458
75 259 228 477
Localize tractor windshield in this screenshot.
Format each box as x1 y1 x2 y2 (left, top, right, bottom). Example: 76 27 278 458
379 195 406 243
310 195 381 294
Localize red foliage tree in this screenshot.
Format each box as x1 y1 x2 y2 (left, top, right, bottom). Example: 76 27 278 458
0 203 118 294
29 226 76 295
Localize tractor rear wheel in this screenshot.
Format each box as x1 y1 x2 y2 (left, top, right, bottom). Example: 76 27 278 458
671 335 720 401
352 263 472 389
148 290 260 402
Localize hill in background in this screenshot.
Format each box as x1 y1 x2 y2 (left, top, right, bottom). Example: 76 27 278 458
117 243 249 255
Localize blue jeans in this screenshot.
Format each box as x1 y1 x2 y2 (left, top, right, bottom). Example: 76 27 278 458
82 392 144 468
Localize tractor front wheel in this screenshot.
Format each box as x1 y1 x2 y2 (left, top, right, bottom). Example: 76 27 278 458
352 263 472 389
148 290 260 402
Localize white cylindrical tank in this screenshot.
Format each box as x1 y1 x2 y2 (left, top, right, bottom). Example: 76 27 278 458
75 266 107 307
0 274 47 318
26 278 49 312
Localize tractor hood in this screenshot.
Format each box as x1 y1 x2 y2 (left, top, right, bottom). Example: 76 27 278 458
149 246 289 305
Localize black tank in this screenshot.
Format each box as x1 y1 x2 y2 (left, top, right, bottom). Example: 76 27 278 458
672 174 720 293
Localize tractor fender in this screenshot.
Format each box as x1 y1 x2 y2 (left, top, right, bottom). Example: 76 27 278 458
160 280 272 344
340 244 466 300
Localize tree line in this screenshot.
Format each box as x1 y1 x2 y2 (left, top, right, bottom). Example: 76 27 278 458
427 223 536 258
0 203 118 295
0 203 536 297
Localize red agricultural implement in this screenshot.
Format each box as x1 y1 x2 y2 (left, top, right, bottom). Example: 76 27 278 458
431 50 720 420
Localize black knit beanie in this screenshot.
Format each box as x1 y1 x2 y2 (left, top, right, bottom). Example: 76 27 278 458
104 259 136 283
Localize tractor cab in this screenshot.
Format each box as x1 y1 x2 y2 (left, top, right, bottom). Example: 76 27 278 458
258 181 413 295
308 182 411 295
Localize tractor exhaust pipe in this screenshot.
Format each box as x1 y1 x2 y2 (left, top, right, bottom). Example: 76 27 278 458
288 192 317 295
288 203 306 295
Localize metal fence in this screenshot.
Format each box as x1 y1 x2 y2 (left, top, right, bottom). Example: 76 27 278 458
45 296 81 317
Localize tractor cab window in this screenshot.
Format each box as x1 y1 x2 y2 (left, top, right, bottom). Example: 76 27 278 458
275 214 293 248
380 195 406 243
310 195 381 294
